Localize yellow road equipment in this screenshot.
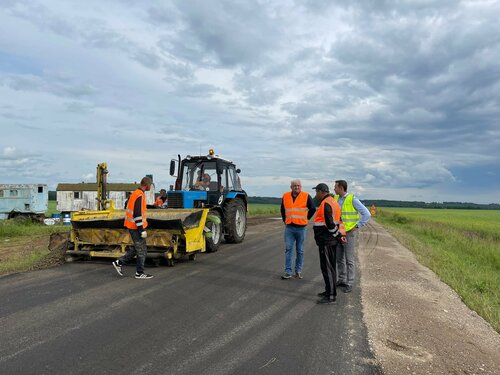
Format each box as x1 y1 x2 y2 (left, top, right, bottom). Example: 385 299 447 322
64 161 217 266
66 207 209 266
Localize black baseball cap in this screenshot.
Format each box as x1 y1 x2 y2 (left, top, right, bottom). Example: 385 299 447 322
313 183 329 193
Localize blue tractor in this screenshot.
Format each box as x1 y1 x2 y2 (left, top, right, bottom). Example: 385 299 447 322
168 149 247 252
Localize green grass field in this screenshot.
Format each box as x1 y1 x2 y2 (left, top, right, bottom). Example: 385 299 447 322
46 200 58 216
376 208 500 333
248 203 281 217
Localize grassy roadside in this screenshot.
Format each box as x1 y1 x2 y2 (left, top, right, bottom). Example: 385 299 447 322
375 208 500 333
0 219 70 276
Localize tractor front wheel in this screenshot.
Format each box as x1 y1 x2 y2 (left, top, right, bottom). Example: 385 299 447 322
205 210 222 252
224 199 247 243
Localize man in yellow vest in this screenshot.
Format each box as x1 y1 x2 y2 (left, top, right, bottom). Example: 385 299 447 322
334 180 371 293
112 176 154 279
280 179 316 279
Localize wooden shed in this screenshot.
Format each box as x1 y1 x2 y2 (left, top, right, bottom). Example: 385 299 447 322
56 183 155 213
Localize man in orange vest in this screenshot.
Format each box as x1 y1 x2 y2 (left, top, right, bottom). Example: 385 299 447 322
280 179 316 280
312 183 346 304
154 188 167 207
112 176 154 279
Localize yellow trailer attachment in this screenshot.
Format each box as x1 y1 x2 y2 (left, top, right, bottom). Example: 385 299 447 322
66 208 209 264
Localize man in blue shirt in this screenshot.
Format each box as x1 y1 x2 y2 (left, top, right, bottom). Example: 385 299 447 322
334 180 371 293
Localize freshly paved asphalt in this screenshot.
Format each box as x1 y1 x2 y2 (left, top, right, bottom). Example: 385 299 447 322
0 219 381 375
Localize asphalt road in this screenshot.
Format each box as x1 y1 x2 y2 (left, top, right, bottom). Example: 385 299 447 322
0 219 380 375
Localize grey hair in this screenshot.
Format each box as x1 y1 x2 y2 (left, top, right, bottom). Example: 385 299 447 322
290 179 301 186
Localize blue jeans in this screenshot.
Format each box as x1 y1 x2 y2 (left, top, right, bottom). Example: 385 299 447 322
284 225 306 274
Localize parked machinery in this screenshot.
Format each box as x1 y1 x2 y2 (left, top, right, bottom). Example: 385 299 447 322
168 148 248 252
65 150 247 265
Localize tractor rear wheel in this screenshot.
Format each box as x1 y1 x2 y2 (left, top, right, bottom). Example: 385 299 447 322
224 199 247 243
205 210 222 252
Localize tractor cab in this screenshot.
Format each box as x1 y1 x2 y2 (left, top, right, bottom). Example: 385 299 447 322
168 149 247 251
168 150 243 209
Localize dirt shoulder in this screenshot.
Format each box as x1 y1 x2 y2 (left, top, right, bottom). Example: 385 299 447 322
358 220 500 375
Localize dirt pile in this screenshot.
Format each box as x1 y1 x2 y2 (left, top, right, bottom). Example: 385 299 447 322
31 232 69 271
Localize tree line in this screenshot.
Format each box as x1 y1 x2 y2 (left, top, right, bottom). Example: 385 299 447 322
247 196 500 210
49 191 499 210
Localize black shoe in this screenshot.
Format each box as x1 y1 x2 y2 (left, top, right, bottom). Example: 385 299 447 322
135 272 154 279
343 285 352 293
317 291 328 297
112 260 123 276
336 281 348 287
317 296 336 304
281 273 292 280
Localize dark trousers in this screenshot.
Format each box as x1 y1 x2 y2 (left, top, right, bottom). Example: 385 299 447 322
318 243 338 297
120 229 147 274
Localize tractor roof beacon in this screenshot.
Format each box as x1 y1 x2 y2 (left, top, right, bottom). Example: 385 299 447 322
168 149 248 252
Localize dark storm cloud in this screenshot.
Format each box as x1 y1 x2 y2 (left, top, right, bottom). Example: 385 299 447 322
276 0 500 169
156 0 282 68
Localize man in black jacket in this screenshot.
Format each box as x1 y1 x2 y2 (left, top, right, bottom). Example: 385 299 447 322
312 183 346 304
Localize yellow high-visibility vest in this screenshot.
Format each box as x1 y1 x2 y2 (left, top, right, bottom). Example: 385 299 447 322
334 194 359 232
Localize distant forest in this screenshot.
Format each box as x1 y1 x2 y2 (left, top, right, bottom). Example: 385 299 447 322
48 191 499 210
247 196 500 210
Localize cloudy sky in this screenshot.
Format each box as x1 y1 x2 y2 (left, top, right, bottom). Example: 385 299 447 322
1 0 499 204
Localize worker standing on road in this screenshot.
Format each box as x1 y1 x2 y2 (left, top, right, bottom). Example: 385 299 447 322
154 188 167 207
313 183 346 304
280 179 316 280
334 180 371 293
112 176 154 279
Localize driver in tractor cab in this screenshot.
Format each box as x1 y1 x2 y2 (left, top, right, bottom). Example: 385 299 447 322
154 189 167 207
194 173 211 190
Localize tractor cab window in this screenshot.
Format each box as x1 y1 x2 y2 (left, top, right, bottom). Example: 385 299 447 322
223 165 239 192
183 161 217 191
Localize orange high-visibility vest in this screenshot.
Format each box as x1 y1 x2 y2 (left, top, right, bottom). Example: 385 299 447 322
282 191 309 225
314 196 346 237
154 196 166 207
124 189 148 230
